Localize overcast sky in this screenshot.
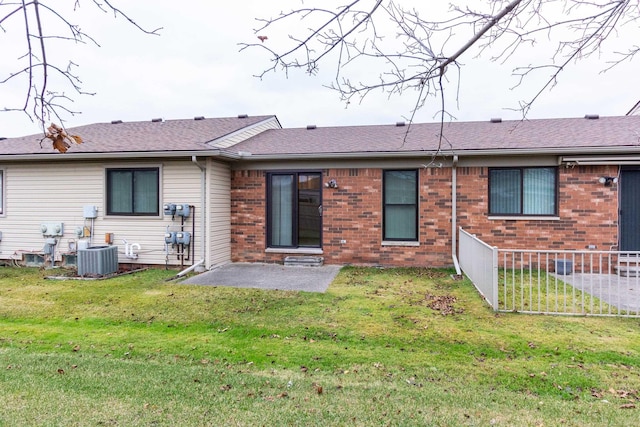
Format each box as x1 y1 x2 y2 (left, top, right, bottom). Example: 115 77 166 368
1 0 638 138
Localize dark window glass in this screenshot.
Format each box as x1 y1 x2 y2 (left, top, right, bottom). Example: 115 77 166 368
383 170 418 241
489 167 557 215
267 172 322 248
107 168 159 216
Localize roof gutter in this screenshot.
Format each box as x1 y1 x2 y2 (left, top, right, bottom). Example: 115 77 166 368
561 155 640 165
0 150 226 162
230 146 640 162
3 146 639 163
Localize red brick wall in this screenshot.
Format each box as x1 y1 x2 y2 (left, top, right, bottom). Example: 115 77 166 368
231 170 267 262
231 167 454 267
457 165 619 251
230 165 619 267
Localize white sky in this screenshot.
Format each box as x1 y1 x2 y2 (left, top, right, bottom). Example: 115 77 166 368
1 0 638 138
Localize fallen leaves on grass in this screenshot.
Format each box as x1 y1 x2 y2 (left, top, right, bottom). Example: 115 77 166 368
591 388 639 408
424 294 463 315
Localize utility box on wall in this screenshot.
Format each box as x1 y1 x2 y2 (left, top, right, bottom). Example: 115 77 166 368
164 232 177 245
41 223 63 237
83 205 98 219
175 204 190 217
176 231 191 245
163 203 176 216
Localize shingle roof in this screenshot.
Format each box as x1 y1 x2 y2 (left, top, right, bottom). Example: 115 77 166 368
232 115 640 157
3 114 639 159
0 115 276 155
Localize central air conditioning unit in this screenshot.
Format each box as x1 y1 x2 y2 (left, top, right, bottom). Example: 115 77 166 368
78 245 118 277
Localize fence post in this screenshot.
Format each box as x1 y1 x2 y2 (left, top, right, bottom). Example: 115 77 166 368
491 246 499 310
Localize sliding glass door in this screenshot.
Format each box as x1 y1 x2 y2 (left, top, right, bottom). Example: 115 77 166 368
267 172 322 248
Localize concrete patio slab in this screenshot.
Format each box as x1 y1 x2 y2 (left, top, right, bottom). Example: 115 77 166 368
180 263 342 293
552 273 640 313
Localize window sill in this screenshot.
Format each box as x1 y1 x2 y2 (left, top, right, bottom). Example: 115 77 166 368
104 215 163 219
382 241 420 247
488 216 560 221
266 247 324 255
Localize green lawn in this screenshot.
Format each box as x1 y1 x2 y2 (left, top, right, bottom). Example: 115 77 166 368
0 266 638 426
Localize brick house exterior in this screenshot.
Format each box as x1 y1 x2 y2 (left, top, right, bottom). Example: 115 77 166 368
230 116 639 268
456 165 619 251
231 167 453 267
2 114 637 271
230 164 621 268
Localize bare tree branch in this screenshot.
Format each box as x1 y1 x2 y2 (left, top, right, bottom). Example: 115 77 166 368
93 0 162 35
242 0 639 127
1 0 162 140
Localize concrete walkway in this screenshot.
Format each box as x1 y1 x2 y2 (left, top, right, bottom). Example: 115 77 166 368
181 263 342 293
553 273 640 313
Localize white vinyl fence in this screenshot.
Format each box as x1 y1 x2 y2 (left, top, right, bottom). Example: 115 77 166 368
459 228 640 317
458 228 498 309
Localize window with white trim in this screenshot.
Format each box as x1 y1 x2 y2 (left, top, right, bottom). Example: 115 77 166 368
106 168 159 216
489 167 557 216
383 169 418 241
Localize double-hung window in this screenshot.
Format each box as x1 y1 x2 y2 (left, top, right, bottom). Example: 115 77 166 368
489 167 557 216
383 170 418 241
106 168 159 216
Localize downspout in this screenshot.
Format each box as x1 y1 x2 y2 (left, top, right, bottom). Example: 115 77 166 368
177 259 205 277
192 156 207 270
451 155 462 276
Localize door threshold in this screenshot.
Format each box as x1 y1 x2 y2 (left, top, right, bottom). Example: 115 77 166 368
266 248 323 255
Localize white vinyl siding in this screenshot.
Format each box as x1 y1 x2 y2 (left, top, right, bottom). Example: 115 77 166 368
0 160 202 267
208 160 232 267
156 160 202 267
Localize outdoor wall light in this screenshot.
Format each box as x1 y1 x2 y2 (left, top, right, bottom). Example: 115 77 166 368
598 176 618 186
325 179 338 189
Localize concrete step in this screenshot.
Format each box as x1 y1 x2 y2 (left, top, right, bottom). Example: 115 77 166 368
615 255 640 277
284 256 324 267
615 265 640 277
